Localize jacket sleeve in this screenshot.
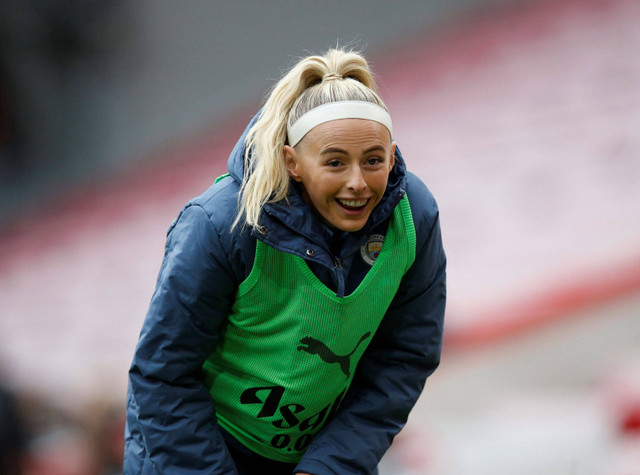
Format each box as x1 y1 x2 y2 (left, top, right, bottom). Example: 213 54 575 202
295 193 446 475
125 204 240 474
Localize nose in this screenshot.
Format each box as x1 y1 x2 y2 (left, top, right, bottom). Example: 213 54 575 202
346 166 367 192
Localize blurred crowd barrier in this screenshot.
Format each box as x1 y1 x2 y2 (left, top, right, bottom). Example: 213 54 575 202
0 377 123 475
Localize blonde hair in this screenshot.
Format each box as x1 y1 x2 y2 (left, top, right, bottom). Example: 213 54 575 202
234 48 388 232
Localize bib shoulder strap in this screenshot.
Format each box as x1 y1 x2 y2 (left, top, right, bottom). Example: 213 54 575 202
397 194 417 271
237 239 264 296
214 173 230 184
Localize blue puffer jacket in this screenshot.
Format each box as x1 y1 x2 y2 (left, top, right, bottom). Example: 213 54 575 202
124 112 446 475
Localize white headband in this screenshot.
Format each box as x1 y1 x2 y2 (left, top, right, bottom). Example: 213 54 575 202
287 101 393 147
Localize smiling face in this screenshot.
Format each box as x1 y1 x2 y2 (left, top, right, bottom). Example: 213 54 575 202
284 118 396 232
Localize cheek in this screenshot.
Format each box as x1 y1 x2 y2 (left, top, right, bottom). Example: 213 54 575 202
370 172 390 193
303 178 336 207
311 175 341 196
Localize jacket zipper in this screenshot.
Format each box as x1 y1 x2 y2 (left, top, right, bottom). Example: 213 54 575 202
334 256 345 298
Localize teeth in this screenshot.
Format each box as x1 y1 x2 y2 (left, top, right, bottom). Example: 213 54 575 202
338 199 368 207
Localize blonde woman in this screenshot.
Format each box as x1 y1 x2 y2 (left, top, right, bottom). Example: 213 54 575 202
125 48 446 475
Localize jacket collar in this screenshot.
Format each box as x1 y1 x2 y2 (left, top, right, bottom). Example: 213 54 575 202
227 111 408 259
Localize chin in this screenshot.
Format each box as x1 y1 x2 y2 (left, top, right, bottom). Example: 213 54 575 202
334 220 367 233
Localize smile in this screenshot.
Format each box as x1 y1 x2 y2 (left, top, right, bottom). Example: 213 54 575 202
337 198 369 210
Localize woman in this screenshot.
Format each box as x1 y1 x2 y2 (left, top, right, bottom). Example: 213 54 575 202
125 48 446 475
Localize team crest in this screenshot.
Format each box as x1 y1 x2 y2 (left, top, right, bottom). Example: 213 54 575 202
360 234 385 265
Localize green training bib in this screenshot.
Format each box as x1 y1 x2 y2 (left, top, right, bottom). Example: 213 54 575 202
203 195 416 462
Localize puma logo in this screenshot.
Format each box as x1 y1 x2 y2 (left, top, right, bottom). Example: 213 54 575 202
297 332 372 379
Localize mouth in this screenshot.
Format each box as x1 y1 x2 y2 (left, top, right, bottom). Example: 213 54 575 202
336 198 370 211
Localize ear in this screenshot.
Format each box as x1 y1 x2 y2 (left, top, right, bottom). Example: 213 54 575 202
284 145 303 182
389 142 396 171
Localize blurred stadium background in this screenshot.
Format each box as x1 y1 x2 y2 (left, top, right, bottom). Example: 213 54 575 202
1 0 639 473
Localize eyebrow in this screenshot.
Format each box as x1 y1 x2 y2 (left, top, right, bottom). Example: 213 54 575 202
320 145 386 155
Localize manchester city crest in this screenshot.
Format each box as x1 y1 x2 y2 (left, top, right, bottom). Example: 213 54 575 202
360 234 385 265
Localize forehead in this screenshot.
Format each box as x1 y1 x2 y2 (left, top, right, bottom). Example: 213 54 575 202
302 119 392 150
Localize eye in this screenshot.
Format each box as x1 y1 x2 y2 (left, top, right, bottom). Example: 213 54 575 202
366 156 383 166
326 159 342 168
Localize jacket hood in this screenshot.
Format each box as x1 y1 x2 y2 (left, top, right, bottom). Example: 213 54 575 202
227 110 408 251
227 112 259 184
